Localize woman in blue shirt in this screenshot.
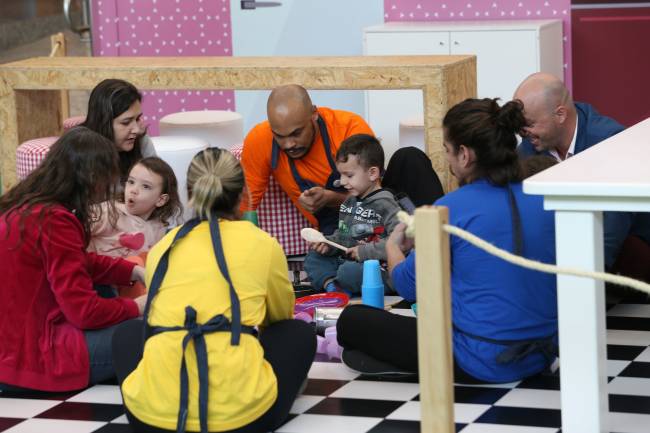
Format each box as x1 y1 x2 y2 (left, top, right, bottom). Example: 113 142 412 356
337 98 557 383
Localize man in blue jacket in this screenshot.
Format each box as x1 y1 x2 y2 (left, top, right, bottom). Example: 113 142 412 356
515 72 650 278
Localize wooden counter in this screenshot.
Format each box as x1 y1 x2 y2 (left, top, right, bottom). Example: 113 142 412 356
0 55 476 190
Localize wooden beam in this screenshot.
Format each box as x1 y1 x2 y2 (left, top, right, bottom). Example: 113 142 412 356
0 55 476 190
50 32 70 127
415 206 454 433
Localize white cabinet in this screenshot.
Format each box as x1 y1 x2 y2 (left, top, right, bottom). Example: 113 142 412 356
363 20 563 157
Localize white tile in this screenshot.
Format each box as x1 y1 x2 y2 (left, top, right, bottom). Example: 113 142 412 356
275 414 382 433
460 424 558 433
110 414 128 424
387 401 489 423
4 419 106 433
607 329 650 346
66 384 122 404
308 362 360 380
607 304 650 317
494 388 561 410
386 401 419 421
389 308 415 318
289 395 326 414
634 346 650 362
607 359 631 377
0 398 60 418
329 380 419 401
608 376 650 396
608 411 650 433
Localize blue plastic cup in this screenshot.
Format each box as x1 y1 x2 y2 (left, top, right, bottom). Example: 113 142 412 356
362 259 384 309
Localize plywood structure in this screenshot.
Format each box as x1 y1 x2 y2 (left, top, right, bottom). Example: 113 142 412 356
0 55 476 191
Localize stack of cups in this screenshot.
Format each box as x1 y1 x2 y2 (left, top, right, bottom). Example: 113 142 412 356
361 259 385 309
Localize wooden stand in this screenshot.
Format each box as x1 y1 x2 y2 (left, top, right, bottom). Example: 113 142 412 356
0 55 476 191
415 206 454 433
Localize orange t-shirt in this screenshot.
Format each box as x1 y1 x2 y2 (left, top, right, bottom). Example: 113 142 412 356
240 107 374 228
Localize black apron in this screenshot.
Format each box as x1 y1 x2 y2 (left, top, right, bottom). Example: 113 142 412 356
271 116 346 235
142 218 256 433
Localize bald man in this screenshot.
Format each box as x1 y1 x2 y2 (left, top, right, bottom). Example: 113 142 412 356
515 72 624 161
241 85 374 234
515 73 650 278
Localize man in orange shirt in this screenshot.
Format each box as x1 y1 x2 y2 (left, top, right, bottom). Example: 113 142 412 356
241 85 374 234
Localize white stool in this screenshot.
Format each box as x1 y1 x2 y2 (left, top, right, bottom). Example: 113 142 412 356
16 136 58 180
150 136 209 223
399 115 425 152
159 110 244 150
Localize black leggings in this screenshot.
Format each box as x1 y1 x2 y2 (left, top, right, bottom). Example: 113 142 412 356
336 304 485 384
112 319 316 433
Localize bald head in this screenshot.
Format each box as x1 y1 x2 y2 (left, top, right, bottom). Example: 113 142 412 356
514 73 576 158
267 85 318 159
514 72 571 113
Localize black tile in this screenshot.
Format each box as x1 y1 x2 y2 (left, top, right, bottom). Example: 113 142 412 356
34 402 124 422
0 389 79 400
302 379 348 396
0 418 24 431
356 374 419 383
610 394 650 414
618 362 650 378
367 419 420 433
607 316 650 331
517 374 561 390
305 397 404 418
93 424 134 433
607 344 647 361
476 406 562 428
453 386 511 405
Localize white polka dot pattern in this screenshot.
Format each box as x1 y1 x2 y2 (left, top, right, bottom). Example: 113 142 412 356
91 0 235 135
384 0 572 89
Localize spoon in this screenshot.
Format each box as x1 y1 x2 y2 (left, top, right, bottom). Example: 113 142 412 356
300 228 349 253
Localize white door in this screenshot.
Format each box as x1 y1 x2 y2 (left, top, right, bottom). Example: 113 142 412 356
449 30 538 103
230 0 384 133
364 31 449 157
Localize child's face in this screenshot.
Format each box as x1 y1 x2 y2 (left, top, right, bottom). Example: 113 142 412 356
125 163 169 220
336 156 380 198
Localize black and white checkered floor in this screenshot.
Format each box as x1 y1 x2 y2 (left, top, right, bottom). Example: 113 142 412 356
3 294 650 433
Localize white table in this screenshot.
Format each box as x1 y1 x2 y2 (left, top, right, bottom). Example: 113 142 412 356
523 117 650 433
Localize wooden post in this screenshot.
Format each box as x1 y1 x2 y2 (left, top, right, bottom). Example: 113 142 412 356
415 206 454 433
50 33 70 128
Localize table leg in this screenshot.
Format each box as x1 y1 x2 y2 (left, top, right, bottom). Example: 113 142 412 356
555 210 608 433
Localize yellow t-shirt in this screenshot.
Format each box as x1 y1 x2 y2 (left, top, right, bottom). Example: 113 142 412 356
121 220 295 431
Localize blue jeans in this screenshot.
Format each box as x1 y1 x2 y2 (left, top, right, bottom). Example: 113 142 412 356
84 323 123 385
304 251 391 294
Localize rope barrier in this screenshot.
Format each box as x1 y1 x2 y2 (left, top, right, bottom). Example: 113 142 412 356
398 211 650 295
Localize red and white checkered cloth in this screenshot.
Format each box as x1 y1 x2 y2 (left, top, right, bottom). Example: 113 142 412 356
63 116 86 131
15 137 58 180
230 144 310 256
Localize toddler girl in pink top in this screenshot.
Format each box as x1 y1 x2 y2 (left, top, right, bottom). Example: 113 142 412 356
89 157 182 258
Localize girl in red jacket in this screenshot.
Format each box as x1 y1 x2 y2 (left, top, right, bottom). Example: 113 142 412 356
0 127 146 392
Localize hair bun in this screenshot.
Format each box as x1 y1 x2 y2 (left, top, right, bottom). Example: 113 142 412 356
496 100 526 133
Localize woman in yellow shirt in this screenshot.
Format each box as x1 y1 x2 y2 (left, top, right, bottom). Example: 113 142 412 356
112 148 316 433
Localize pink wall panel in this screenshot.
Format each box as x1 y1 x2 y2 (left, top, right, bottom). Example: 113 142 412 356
384 0 572 91
91 0 235 135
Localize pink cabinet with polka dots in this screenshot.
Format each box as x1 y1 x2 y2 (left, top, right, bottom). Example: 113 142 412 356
91 0 235 135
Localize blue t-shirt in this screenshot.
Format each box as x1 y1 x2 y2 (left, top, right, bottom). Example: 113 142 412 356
392 179 557 382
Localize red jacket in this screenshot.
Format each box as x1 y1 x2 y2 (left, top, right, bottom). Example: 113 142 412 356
0 204 139 391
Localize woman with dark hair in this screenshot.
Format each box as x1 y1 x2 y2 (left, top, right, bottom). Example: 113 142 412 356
382 146 444 207
82 78 156 184
112 148 316 433
337 98 557 384
0 127 146 392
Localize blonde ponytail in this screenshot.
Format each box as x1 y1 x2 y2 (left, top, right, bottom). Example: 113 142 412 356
187 148 244 220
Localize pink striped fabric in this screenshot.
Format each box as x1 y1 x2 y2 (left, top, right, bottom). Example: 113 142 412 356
15 137 58 180
230 144 310 256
